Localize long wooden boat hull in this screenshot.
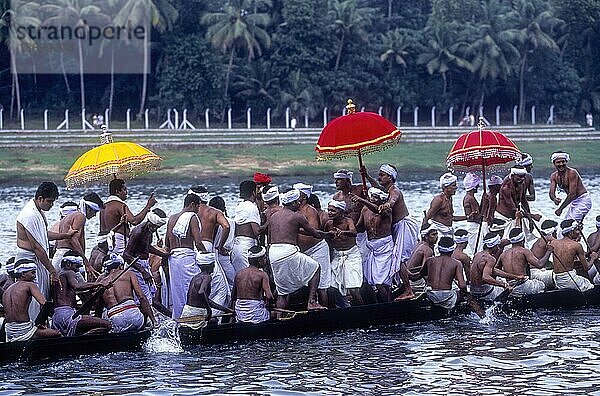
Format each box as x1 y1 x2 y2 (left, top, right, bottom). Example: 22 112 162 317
0 329 151 364
179 297 459 347
504 286 600 311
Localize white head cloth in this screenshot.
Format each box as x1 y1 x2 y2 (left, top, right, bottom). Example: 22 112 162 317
420 223 437 238
379 164 397 180
5 260 15 273
561 220 578 236
328 199 346 211
248 246 267 259
488 175 503 186
333 170 353 181
146 211 167 227
509 229 526 244
519 154 533 166
62 255 84 266
596 219 600 229
463 173 481 191
454 231 469 245
368 187 389 201
483 234 501 248
80 198 101 213
104 253 124 271
196 252 215 266
60 203 79 217
187 189 210 203
489 219 507 232
440 172 458 188
438 241 456 253
262 186 280 202
510 167 527 176
551 152 570 163
14 260 37 274
541 225 557 236
293 183 313 198
280 189 301 205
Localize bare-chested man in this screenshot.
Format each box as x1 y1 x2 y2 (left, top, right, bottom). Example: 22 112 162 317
188 186 231 256
588 216 600 254
253 172 272 215
356 187 394 302
496 167 540 240
166 193 207 318
452 229 471 282
179 252 233 328
232 245 273 323
231 180 262 273
497 228 553 296
550 219 598 291
0 258 15 300
294 182 331 307
462 173 483 254
268 189 331 310
530 219 558 289
262 185 281 221
484 176 503 226
470 233 519 302
95 254 156 332
307 194 330 230
549 151 592 221
324 199 364 306
16 182 77 319
123 208 169 305
416 237 467 310
53 192 104 278
51 251 111 336
402 225 438 299
360 164 419 300
2 259 61 341
519 153 536 202
209 196 237 291
98 178 157 257
423 173 467 237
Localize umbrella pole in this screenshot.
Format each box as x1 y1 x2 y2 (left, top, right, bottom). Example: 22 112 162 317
473 160 487 253
357 149 368 194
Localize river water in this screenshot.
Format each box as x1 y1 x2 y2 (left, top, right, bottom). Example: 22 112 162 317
1 172 600 394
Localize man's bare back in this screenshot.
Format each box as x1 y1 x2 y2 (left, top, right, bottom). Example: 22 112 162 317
422 255 465 290
234 267 272 300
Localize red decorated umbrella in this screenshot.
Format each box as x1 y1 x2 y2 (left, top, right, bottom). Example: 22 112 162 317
315 99 402 190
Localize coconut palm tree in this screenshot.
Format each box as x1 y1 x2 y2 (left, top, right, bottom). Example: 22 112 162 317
279 69 321 119
379 28 411 74
201 0 272 103
232 59 279 108
327 0 375 71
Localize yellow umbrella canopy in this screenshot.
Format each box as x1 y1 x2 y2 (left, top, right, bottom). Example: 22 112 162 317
64 130 161 189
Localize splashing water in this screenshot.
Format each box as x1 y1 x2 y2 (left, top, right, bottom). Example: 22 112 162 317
144 319 183 353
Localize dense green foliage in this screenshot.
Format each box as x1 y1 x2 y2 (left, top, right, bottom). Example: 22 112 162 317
1 0 599 125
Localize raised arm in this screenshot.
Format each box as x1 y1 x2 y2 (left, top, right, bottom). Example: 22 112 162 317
127 193 157 226
525 245 552 269
215 211 231 255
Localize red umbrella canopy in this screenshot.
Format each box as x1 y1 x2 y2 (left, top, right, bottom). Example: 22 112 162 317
446 128 522 172
315 104 401 160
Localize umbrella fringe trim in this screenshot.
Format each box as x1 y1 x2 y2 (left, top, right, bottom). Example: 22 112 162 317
316 130 401 153
446 149 521 165
64 158 161 189
315 138 401 161
66 154 161 179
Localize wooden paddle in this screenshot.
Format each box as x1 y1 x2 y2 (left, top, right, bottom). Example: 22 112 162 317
493 279 527 303
34 300 55 326
175 312 234 324
71 257 140 319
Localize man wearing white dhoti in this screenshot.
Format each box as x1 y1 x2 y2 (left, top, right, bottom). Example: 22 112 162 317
231 180 261 273
165 193 207 318
208 196 237 291
470 233 517 302
462 173 484 255
549 151 592 222
268 189 330 310
530 220 558 289
16 182 77 320
232 245 273 323
423 173 467 238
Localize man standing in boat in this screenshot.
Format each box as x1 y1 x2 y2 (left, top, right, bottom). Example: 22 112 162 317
495 166 539 240
462 173 483 254
549 151 592 222
165 193 207 318
530 220 559 290
98 178 157 257
230 180 262 273
483 175 503 226
189 186 231 256
496 228 553 296
469 233 517 301
232 245 273 323
359 164 420 300
519 153 536 202
423 173 466 237
550 219 598 291
402 225 438 299
2 259 61 341
268 189 330 310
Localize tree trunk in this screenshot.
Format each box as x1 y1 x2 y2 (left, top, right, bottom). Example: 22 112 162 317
138 31 149 120
109 46 115 118
518 52 528 122
10 49 21 119
388 0 392 19
78 40 85 111
224 48 235 100
334 31 345 71
442 72 447 96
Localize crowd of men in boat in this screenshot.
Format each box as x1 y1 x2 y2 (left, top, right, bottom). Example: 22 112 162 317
1 149 599 342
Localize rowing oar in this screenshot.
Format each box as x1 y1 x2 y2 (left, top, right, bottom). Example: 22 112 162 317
34 300 55 326
71 257 140 319
463 291 486 319
493 279 527 303
175 312 234 324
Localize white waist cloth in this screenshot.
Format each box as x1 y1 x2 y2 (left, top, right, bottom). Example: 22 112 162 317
131 258 156 306
16 248 49 321
429 220 454 238
168 248 199 319
470 284 504 302
364 235 394 286
5 321 37 342
159 266 171 310
510 279 545 297
202 240 214 253
230 236 257 273
215 218 235 251
426 288 459 310
108 299 144 333
210 259 231 316
331 245 363 295
216 253 236 293
235 299 270 323
494 212 535 245
466 221 483 256
179 304 208 330
269 243 319 295
553 270 594 292
52 248 71 273
108 232 127 255
356 231 369 266
530 268 555 290
51 306 81 337
392 216 419 267
565 192 592 222
304 239 331 289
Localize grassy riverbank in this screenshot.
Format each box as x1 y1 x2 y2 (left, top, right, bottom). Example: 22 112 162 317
1 141 599 184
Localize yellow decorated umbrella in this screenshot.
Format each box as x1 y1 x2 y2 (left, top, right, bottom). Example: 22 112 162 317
64 127 162 189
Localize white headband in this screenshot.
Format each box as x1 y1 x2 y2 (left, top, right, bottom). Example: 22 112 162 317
596 220 600 229
551 152 570 163
60 203 79 217
5 261 15 272
509 230 525 244
379 164 397 180
187 189 210 202
196 252 215 266
489 219 507 232
293 183 313 198
454 232 469 245
510 167 527 176
262 186 280 202
483 234 501 248
280 189 301 205
463 173 481 191
542 226 556 236
248 246 267 259
62 255 84 266
561 221 578 236
420 224 437 238
104 253 124 271
333 170 353 180
440 173 457 188
438 242 456 253
14 260 37 274
328 199 346 211
368 187 389 201
488 175 503 186
80 198 101 213
519 155 533 166
147 211 167 227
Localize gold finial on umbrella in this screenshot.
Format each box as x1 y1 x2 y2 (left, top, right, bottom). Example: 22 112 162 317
346 99 356 114
477 117 486 132
99 124 113 144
